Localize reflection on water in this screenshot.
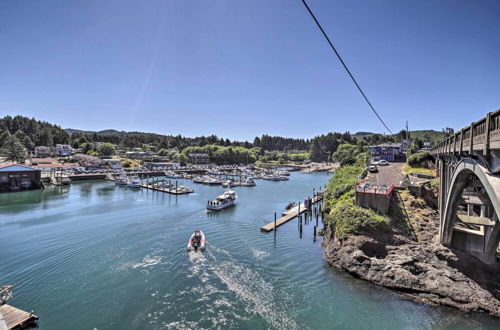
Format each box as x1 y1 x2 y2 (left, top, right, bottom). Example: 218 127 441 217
0 173 499 329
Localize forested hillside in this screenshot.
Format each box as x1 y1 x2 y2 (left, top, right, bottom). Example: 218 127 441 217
0 115 451 163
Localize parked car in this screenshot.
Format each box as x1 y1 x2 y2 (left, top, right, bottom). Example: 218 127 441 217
368 165 378 173
378 160 390 166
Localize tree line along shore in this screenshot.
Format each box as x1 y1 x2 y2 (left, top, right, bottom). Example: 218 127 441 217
0 115 449 166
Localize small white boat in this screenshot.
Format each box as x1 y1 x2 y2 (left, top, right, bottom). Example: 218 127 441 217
222 180 238 188
165 171 182 179
187 230 206 252
240 177 256 187
61 175 71 185
127 177 142 188
262 174 280 181
207 190 237 210
20 179 32 189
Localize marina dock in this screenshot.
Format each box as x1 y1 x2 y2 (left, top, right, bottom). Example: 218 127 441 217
140 180 193 195
0 304 38 330
260 193 324 232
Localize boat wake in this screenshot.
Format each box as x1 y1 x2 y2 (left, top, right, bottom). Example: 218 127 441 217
150 245 303 329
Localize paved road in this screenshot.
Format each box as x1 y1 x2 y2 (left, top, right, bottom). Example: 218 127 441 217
363 162 405 187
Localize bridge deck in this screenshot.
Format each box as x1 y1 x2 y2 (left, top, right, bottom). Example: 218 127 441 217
432 108 500 156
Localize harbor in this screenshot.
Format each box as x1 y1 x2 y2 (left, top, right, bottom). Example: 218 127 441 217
1 171 497 329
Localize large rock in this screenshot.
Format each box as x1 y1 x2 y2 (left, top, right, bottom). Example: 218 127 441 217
323 230 500 316
322 191 500 317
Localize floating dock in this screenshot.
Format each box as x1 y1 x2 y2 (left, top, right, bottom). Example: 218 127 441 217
140 182 193 195
260 193 323 232
0 304 38 330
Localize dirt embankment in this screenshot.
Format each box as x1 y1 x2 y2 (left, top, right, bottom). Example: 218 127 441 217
322 188 500 317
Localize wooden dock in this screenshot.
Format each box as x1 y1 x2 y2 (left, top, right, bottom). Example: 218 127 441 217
140 183 193 195
0 304 38 329
260 193 323 232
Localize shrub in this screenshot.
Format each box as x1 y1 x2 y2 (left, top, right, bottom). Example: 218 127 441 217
331 202 389 239
407 151 432 167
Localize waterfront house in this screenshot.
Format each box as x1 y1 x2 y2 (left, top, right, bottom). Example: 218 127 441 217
103 158 122 170
144 162 179 169
34 146 51 158
73 154 104 170
33 163 63 171
55 144 72 157
0 163 42 192
188 153 210 164
125 151 153 160
369 143 402 161
61 163 84 171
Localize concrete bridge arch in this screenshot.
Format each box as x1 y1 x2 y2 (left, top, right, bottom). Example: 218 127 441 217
440 158 500 264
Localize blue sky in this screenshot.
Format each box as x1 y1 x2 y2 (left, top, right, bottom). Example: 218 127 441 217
0 0 499 141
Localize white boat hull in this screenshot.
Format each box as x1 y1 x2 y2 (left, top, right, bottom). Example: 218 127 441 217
207 200 235 210
187 231 206 252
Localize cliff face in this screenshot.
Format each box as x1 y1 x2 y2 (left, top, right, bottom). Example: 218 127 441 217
322 190 500 317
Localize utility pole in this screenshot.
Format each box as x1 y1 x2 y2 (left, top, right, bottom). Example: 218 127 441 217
405 120 410 157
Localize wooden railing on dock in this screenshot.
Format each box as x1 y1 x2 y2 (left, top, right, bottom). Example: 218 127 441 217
260 193 323 232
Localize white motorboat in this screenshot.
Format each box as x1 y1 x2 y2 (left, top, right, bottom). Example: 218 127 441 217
61 175 71 185
207 190 237 211
165 171 182 179
240 177 256 187
222 180 238 188
187 230 206 252
262 174 280 181
127 177 142 188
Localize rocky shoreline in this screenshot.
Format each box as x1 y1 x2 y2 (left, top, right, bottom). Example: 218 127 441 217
322 189 500 317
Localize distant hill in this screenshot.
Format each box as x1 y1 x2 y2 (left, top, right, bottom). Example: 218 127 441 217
353 129 449 145
65 128 124 136
353 131 375 138
406 130 449 145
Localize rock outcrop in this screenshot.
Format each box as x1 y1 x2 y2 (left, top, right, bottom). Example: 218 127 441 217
322 190 500 317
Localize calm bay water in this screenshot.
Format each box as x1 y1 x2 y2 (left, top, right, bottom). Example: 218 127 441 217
1 172 499 329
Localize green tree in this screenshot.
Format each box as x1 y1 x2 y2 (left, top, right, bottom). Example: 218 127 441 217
332 143 358 166
98 143 116 156
80 143 94 154
22 136 34 151
1 135 27 163
0 130 11 146
310 140 322 162
37 129 54 146
174 153 188 165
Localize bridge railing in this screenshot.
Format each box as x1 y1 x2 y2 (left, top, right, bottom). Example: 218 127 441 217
431 109 500 156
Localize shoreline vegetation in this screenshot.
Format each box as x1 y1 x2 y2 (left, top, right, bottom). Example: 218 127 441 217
0 115 450 166
321 146 500 317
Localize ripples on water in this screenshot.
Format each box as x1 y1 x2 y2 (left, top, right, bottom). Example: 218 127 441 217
1 174 500 329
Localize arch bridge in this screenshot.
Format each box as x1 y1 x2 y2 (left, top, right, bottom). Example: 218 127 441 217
431 109 500 264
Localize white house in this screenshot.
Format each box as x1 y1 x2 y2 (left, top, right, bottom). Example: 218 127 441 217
34 146 51 158
55 144 72 157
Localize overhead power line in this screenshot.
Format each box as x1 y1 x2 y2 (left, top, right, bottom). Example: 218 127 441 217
300 0 393 134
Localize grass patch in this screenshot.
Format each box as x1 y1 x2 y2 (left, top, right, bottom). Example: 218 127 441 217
331 202 390 239
402 164 436 177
